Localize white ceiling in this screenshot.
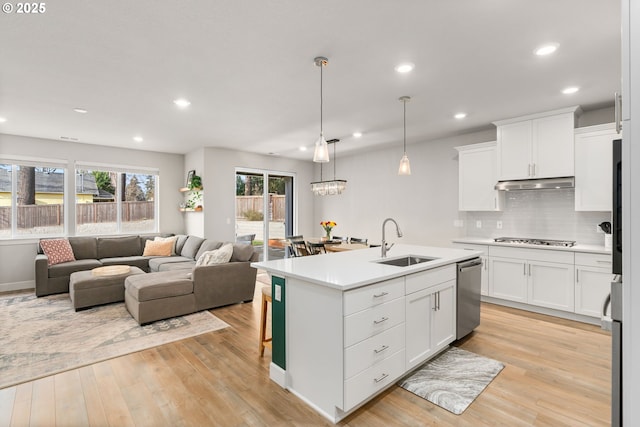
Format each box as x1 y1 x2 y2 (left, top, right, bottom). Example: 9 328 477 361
0 0 620 160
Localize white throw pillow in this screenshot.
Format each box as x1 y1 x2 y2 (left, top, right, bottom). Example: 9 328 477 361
154 236 178 255
195 243 234 267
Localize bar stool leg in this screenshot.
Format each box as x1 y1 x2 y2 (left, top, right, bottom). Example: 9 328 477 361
259 288 272 357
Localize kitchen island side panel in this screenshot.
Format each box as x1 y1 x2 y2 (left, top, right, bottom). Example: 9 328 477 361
286 277 345 419
272 275 286 369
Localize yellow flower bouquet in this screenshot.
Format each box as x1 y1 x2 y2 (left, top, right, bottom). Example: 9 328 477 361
320 221 337 240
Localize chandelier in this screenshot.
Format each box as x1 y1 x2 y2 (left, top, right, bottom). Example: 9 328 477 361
311 139 347 196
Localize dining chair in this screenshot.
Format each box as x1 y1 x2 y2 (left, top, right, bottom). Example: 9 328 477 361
290 240 310 256
306 242 327 255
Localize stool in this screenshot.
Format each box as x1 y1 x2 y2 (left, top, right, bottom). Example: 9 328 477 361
259 286 272 357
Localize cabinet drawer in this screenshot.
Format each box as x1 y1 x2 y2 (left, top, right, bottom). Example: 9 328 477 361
575 252 613 268
489 246 574 264
344 277 405 316
344 323 405 380
344 297 405 347
405 265 456 295
343 349 405 411
453 243 489 256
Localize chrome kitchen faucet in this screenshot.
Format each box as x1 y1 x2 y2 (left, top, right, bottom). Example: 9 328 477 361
381 218 403 258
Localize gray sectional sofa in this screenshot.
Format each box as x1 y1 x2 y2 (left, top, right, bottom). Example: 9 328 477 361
35 234 259 321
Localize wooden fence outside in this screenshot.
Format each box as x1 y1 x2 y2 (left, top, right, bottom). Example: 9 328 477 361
0 201 155 229
236 195 285 221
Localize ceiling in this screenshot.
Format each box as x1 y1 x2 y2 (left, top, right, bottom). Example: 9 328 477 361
0 0 621 160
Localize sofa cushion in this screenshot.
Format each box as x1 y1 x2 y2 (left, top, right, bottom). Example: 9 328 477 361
100 256 150 271
195 240 223 260
174 235 189 254
159 261 196 271
48 259 103 278
68 236 98 260
148 256 193 272
230 243 256 262
125 272 193 302
180 236 205 259
195 243 234 267
97 236 142 258
142 239 173 256
40 239 76 266
153 236 179 255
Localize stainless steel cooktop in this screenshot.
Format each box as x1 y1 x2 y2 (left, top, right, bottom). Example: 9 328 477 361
493 237 576 247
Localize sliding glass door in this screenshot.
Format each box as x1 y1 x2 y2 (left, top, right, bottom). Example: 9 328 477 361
235 169 294 261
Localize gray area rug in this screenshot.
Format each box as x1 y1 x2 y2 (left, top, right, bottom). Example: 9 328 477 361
0 293 229 389
398 346 504 415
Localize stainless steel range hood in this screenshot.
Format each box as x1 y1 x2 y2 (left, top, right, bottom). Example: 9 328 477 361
494 177 575 191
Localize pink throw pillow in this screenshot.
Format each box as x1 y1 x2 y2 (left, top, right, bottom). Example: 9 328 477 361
40 239 76 266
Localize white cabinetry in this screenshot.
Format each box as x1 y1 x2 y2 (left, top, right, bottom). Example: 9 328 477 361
452 243 489 295
405 265 456 370
455 142 503 211
574 123 617 211
489 246 575 312
574 253 613 318
494 107 580 180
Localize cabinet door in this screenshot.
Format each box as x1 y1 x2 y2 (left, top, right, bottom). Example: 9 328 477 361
528 261 575 312
405 288 432 370
489 256 527 302
458 144 501 211
532 113 575 178
497 121 532 180
431 281 456 352
575 126 616 211
575 266 613 317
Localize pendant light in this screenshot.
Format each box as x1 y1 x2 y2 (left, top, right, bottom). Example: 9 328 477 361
311 139 347 195
398 96 412 175
313 56 330 163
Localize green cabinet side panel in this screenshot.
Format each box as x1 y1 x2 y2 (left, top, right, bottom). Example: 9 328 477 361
272 275 286 369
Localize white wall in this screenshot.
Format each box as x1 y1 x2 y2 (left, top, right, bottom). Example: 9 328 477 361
312 129 496 247
0 133 185 292
186 147 316 241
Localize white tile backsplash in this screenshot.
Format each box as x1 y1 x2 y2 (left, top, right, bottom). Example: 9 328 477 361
464 189 611 245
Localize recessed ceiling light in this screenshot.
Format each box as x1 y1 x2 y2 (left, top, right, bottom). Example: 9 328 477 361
0 117 6 123
73 108 88 114
562 86 579 94
173 98 191 109
394 63 415 73
133 136 144 142
534 43 559 56
299 146 308 151
454 112 467 119
352 132 362 138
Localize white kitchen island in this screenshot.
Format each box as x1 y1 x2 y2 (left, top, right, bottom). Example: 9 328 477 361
252 244 481 423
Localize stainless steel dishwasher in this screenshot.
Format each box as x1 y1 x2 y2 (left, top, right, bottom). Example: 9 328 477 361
456 258 482 339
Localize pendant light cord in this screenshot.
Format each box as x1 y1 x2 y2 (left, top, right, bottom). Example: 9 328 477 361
320 62 323 136
403 99 407 154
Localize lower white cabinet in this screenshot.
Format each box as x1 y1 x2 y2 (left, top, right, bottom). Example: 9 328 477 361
405 266 456 370
488 246 575 312
575 253 614 317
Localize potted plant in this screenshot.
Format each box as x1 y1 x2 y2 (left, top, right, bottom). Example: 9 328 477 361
189 174 202 190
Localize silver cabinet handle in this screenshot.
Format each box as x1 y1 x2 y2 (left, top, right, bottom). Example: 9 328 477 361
576 268 579 283
528 264 531 276
374 345 389 354
373 316 389 325
437 291 441 311
532 163 536 177
524 264 527 275
597 260 612 264
374 373 389 383
615 91 622 134
373 291 389 298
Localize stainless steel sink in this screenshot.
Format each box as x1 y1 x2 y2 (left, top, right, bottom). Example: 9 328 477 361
374 255 439 267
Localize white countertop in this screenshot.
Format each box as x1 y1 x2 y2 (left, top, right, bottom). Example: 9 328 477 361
251 244 481 291
452 237 611 255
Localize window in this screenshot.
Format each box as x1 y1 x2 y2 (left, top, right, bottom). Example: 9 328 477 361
0 162 66 238
75 166 158 235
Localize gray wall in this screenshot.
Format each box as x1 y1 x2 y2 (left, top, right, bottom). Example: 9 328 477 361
0 133 185 292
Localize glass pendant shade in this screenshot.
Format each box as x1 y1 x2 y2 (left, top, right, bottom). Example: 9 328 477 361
398 153 411 175
313 133 330 162
310 179 347 196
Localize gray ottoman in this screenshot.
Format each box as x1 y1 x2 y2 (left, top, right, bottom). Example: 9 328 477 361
69 266 145 311
124 270 197 325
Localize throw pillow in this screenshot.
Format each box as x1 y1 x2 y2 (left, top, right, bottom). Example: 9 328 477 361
154 235 178 255
195 243 234 267
142 239 173 257
40 239 76 266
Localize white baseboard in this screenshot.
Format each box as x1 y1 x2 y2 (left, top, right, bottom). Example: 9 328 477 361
481 296 601 326
0 280 35 294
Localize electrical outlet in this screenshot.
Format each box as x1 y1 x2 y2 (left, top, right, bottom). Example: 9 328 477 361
275 285 282 301
476 220 482 229
497 221 503 229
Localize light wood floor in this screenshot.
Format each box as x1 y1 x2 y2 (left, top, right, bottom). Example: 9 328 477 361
0 272 611 426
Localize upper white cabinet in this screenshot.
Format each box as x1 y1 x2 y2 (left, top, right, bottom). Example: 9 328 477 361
574 123 617 211
455 142 503 211
494 106 581 180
